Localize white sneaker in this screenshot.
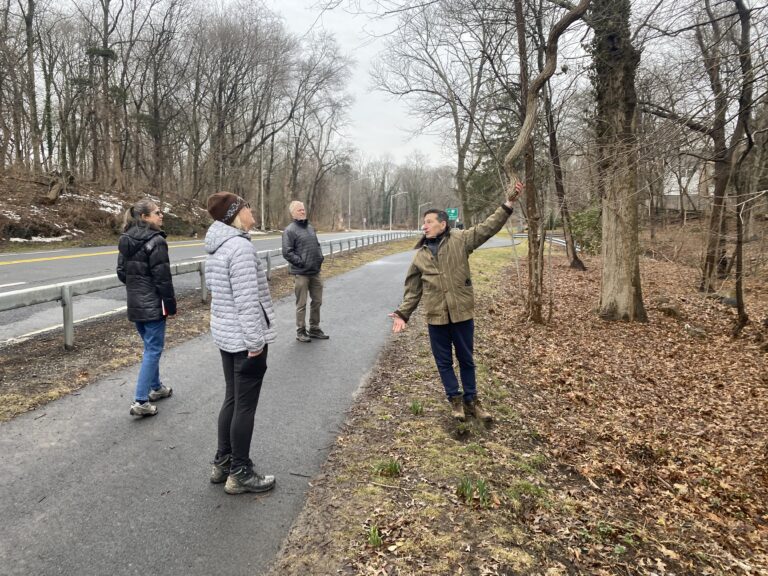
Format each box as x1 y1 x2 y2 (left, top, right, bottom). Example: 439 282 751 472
129 401 158 417
148 384 173 401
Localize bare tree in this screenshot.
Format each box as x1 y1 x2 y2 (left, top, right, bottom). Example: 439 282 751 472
640 0 764 294
20 0 42 171
372 0 494 221
502 0 589 322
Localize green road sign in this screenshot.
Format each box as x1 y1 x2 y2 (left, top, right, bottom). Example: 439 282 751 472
446 207 459 220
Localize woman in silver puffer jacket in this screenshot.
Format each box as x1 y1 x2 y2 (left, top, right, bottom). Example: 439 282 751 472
204 192 277 495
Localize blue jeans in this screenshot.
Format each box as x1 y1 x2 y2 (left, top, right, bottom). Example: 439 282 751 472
134 319 166 402
427 319 476 401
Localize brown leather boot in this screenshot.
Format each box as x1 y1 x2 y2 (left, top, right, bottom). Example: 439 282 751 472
464 397 493 422
449 396 466 422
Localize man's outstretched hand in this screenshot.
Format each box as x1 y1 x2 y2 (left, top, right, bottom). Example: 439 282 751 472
507 179 524 202
388 313 407 333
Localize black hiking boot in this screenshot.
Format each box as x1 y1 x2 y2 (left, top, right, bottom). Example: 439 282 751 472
210 453 231 484
224 464 276 495
308 328 329 339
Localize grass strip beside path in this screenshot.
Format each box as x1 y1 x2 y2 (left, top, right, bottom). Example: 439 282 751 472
269 248 767 575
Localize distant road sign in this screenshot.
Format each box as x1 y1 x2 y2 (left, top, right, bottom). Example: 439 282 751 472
446 207 459 219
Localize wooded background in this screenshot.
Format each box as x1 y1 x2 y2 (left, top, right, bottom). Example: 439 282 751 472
1 0 766 327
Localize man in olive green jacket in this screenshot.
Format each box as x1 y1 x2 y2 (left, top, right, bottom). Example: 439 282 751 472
389 182 523 422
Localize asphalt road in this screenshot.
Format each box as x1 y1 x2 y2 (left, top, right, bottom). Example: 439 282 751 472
0 231 388 345
0 248 416 576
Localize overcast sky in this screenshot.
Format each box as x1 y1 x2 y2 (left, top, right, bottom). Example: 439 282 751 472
263 0 451 166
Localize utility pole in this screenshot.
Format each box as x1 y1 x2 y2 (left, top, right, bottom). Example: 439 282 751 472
417 202 431 229
259 147 265 231
389 191 407 231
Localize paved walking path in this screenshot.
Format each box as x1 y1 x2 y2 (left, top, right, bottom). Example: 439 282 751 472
0 249 419 576
0 237 517 576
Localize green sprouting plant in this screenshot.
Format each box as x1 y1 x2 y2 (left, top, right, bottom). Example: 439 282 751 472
506 480 546 500
409 400 424 416
613 544 627 556
476 478 491 508
596 521 617 540
505 481 548 516
464 443 486 455
621 533 638 547
367 525 382 547
457 476 474 504
372 458 401 478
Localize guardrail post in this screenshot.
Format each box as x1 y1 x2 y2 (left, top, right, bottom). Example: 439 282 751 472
329 242 333 260
200 268 208 302
62 285 74 350
266 252 272 280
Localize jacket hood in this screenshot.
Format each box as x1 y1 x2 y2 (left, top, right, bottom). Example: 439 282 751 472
205 220 250 254
119 225 164 258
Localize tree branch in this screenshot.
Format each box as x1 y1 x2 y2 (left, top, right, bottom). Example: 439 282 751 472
639 101 713 136
503 0 590 178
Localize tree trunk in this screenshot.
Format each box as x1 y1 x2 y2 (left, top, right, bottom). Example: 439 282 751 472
23 0 41 172
515 0 543 323
265 133 275 228
545 82 584 270
9 63 25 167
592 0 647 322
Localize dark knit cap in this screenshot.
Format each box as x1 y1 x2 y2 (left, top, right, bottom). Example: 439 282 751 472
207 192 248 224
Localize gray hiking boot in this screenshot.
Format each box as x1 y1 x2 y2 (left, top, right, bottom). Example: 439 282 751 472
296 330 311 343
129 401 157 417
449 396 466 422
224 464 276 495
210 454 231 484
148 384 173 401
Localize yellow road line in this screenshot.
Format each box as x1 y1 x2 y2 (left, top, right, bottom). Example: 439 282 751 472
0 250 119 266
0 239 283 266
0 244 202 266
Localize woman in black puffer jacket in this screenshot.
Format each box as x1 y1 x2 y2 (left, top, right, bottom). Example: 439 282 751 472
117 198 177 417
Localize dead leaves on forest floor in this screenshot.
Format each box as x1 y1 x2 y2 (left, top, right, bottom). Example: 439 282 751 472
270 248 767 576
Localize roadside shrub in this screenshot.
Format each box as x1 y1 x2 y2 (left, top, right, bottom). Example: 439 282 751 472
570 204 602 255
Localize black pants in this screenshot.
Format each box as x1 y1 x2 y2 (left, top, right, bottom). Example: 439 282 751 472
217 346 268 469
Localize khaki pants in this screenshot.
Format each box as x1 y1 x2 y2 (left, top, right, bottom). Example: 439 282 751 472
294 274 323 333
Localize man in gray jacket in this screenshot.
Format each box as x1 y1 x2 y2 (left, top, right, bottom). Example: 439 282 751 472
282 200 329 342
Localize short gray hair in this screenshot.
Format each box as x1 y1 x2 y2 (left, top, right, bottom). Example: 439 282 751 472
288 201 304 216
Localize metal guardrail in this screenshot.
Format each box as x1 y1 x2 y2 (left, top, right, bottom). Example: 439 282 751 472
510 233 576 250
0 231 417 349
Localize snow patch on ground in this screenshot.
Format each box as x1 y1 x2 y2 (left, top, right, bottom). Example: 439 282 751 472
95 194 123 214
10 235 71 243
1 210 21 221
61 192 124 214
